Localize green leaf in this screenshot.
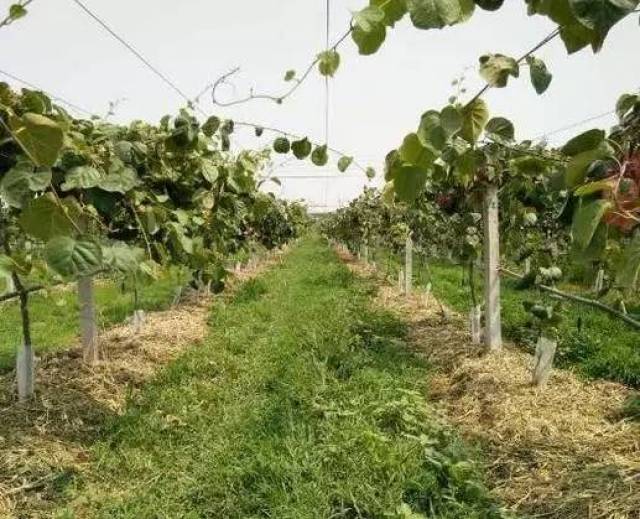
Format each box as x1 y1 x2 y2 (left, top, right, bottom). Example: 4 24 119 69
273 137 291 154
440 105 463 135
485 117 515 140
98 161 139 193
569 0 639 40
565 142 614 187
45 236 102 277
254 126 264 137
417 110 447 149
0 165 30 208
574 178 615 196
454 149 477 187
371 0 408 26
201 161 220 184
407 0 475 29
19 194 74 241
352 22 386 55
479 54 519 87
399 133 436 170
338 156 354 173
572 198 612 250
393 165 429 202
366 167 376 180
353 5 385 31
616 232 640 290
561 129 605 156
311 145 329 166
9 3 27 19
474 0 504 10
526 56 553 94
291 138 312 160
102 243 144 274
318 50 341 76
615 93 640 121
61 165 102 191
460 98 489 143
202 116 221 137
284 70 296 81
9 113 64 167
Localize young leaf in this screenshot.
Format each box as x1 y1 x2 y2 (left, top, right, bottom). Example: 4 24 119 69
9 3 27 19
526 56 553 94
284 69 296 82
479 54 519 87
202 115 221 137
352 22 386 55
311 145 329 166
338 156 353 172
291 137 312 159
273 137 291 154
317 50 341 76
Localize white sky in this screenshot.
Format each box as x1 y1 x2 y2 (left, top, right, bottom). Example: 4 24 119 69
2 0 639 211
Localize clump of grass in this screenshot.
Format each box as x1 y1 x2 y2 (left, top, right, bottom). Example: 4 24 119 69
55 237 504 519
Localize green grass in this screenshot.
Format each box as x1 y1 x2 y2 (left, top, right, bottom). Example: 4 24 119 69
0 268 187 372
389 252 640 389
54 237 504 519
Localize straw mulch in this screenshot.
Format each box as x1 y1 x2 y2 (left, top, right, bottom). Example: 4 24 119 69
336 246 640 519
0 248 286 518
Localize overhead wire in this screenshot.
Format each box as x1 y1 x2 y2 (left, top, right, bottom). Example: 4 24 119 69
69 0 199 113
0 68 97 118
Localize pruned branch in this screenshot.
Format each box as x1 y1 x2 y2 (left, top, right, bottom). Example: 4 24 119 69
500 267 640 330
207 26 352 108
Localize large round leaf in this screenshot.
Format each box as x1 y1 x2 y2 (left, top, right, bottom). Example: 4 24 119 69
291 138 312 159
19 194 74 241
45 236 103 277
407 0 475 29
9 113 64 167
461 98 489 143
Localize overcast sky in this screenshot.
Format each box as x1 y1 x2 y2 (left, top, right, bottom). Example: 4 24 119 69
2 0 638 211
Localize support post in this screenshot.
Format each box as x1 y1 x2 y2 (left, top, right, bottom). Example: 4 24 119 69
398 268 404 292
469 305 482 344
78 276 100 364
405 235 413 296
594 268 604 293
524 258 531 275
532 335 557 387
483 184 502 351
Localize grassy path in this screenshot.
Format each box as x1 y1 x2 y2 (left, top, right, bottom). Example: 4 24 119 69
55 237 502 519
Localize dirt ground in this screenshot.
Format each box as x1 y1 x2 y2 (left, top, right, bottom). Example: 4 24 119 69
0 247 287 518
336 245 640 519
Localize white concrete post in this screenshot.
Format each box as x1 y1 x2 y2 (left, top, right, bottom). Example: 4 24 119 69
483 184 502 351
532 335 557 387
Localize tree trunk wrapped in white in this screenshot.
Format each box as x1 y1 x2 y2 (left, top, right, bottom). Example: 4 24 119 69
78 276 99 364
405 235 413 296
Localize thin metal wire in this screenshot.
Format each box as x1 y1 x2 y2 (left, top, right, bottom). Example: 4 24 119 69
69 0 197 111
0 68 96 117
